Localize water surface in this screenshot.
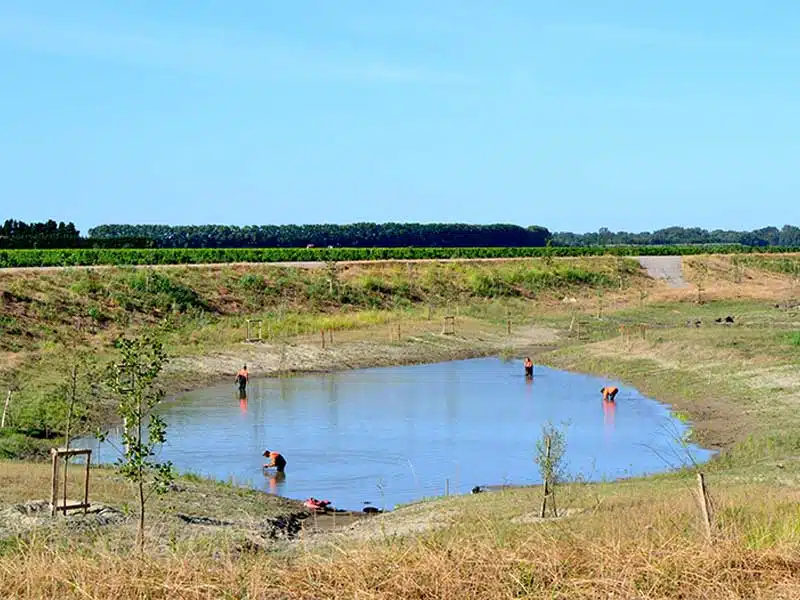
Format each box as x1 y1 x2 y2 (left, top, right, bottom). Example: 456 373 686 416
82 358 712 510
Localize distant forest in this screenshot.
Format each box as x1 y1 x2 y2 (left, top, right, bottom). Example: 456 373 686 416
3 219 800 249
0 219 154 249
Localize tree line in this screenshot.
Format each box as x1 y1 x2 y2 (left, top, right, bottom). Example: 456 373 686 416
1 219 154 249
5 219 800 249
88 223 554 248
551 225 800 248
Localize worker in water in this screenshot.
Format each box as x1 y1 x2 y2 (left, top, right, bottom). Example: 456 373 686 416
263 449 287 473
235 364 249 393
601 386 619 402
523 357 534 378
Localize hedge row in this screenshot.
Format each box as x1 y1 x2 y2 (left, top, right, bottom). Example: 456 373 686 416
1 245 800 268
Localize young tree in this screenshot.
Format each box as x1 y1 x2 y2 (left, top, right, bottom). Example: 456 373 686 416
535 421 567 518
103 334 173 551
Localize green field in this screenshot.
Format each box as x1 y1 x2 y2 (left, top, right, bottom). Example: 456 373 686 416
2 244 800 268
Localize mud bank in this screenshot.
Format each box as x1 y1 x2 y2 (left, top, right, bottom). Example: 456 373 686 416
162 323 560 398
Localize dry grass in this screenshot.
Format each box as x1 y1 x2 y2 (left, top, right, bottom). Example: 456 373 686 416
3 480 800 599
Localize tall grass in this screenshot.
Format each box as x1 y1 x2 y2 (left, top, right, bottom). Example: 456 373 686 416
3 483 800 599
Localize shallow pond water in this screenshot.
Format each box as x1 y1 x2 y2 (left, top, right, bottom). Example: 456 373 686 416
81 358 713 510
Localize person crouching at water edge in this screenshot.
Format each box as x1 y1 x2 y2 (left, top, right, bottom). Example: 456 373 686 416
523 357 534 378
263 449 287 473
601 386 619 402
235 364 249 393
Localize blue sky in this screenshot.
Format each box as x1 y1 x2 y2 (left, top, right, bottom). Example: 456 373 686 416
1 1 798 234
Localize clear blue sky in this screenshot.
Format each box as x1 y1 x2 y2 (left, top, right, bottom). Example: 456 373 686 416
1 1 798 234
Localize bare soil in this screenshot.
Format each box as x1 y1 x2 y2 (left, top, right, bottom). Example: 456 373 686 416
164 319 560 396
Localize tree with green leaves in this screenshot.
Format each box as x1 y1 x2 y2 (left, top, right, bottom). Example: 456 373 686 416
535 421 567 518
103 334 173 551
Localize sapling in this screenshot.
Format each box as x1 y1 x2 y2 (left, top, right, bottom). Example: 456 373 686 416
103 334 173 552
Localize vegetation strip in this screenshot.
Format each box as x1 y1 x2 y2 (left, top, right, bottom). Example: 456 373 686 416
3 244 800 268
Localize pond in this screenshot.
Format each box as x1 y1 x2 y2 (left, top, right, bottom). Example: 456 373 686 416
80 358 713 511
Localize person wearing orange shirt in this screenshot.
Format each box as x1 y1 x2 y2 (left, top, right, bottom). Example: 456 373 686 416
600 386 619 402
235 364 249 393
262 449 287 473
523 357 534 378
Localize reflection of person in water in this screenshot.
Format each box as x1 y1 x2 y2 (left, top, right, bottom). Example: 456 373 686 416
266 470 286 494
238 390 248 414
603 397 616 430
523 357 534 378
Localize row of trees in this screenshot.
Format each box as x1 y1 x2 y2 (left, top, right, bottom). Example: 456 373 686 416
0 219 154 249
552 225 800 248
88 223 554 248
7 219 800 249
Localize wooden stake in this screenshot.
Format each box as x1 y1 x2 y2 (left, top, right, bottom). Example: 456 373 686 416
328 329 333 345
83 452 91 515
320 329 326 349
697 472 713 543
445 478 449 496
50 450 59 517
396 323 401 341
1 390 11 428
507 319 511 335
539 436 552 518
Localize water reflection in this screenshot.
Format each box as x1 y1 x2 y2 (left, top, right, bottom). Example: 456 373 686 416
79 358 713 510
265 470 286 494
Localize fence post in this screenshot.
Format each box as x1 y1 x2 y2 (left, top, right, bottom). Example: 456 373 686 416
1 390 11 428
539 436 552 518
320 329 326 349
507 319 511 335
50 450 59 517
697 472 713 543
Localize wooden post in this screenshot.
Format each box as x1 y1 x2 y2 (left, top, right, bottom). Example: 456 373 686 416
697 472 713 542
50 450 59 517
539 436 552 518
427 305 432 321
83 452 91 515
445 478 449 496
1 390 11 428
328 329 333 345
396 323 401 341
320 329 326 349
507 319 511 335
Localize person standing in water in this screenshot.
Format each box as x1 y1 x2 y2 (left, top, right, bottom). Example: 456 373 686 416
601 386 619 402
235 364 249 393
523 357 534 378
263 449 287 473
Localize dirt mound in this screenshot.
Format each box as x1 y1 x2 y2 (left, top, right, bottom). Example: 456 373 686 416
0 500 127 536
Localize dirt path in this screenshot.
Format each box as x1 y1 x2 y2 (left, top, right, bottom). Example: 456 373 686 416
637 256 688 288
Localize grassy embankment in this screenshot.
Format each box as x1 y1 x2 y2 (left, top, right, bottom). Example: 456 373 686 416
2 254 800 598
0 256 637 458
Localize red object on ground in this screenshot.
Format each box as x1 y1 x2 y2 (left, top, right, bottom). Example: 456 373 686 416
304 498 332 512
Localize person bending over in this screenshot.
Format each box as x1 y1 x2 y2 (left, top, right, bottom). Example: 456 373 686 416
600 386 619 402
263 449 287 473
